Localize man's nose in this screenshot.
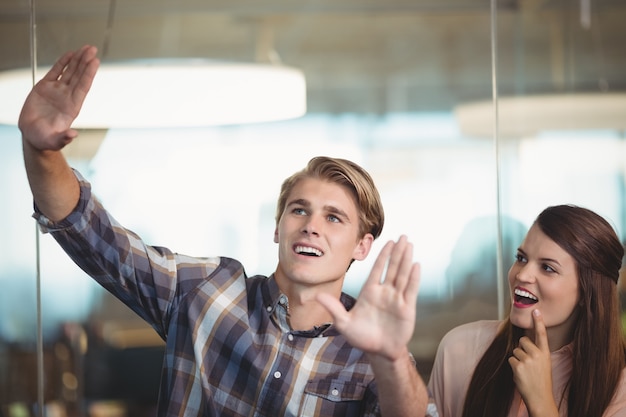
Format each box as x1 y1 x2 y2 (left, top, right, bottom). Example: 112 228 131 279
302 214 321 235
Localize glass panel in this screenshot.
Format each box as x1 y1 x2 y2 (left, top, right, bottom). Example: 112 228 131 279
0 5 43 414
494 1 626 284
2 2 497 415
3 0 624 415
0 125 43 416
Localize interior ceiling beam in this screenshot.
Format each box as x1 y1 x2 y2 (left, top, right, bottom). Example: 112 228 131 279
0 0 519 20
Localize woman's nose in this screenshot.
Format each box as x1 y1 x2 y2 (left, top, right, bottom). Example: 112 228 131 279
515 263 535 283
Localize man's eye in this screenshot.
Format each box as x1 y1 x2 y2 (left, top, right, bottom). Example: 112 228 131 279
328 215 340 223
293 208 307 215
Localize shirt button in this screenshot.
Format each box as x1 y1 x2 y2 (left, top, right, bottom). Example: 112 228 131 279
279 295 287 305
331 389 339 396
274 371 282 379
266 306 272 312
287 334 294 341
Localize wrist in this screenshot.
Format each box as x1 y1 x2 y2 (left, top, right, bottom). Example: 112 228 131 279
367 346 412 371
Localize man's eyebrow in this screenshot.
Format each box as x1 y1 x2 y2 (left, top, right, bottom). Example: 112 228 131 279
287 198 310 207
325 205 350 221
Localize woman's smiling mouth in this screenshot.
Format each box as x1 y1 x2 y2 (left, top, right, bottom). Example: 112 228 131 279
513 287 538 307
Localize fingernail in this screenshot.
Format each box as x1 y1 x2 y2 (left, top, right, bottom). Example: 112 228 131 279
533 309 540 316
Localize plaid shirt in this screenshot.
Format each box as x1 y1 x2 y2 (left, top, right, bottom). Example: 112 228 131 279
35 171 382 417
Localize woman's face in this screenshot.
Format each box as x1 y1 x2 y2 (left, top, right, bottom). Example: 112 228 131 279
508 223 580 346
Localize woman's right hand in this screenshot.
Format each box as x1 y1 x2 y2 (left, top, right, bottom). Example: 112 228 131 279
508 309 559 417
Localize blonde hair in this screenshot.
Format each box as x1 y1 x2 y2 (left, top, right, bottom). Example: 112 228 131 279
275 156 384 240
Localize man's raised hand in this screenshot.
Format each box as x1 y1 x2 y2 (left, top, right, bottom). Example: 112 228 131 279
317 235 421 361
18 45 99 151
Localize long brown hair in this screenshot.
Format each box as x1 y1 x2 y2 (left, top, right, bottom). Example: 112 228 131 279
462 205 625 417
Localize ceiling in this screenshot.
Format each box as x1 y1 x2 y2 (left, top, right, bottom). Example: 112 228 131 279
1 0 625 114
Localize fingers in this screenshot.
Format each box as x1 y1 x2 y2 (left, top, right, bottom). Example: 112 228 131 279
532 309 549 352
42 45 99 89
511 337 532 362
509 310 549 367
42 50 75 82
381 235 411 285
387 235 412 289
361 235 420 308
364 239 394 287
61 45 94 84
72 45 99 90
386 236 420 298
366 235 420 297
404 262 421 303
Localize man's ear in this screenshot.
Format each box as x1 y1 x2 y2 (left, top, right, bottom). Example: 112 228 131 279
273 227 279 244
352 233 374 261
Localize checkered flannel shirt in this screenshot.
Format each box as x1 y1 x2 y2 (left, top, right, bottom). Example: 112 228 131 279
34 170 384 417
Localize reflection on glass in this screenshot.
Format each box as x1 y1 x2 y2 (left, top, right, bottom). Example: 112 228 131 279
1 0 625 415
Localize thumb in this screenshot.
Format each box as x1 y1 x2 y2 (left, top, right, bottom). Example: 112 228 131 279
532 309 549 352
53 129 78 151
317 293 349 328
59 128 79 145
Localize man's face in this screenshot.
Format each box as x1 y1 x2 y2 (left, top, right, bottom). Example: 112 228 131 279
273 177 373 291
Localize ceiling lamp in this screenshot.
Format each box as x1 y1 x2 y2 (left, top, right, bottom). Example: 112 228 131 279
455 93 626 138
0 59 307 128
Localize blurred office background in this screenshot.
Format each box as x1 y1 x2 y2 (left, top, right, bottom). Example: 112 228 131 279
1 0 625 415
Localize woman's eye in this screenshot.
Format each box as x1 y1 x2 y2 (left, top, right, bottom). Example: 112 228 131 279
515 254 526 263
542 264 556 273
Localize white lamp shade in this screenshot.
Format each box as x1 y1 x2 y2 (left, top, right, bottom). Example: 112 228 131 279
0 59 307 128
455 93 626 138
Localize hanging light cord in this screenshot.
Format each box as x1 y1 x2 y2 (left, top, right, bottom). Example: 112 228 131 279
490 0 506 321
102 0 117 59
27 0 46 415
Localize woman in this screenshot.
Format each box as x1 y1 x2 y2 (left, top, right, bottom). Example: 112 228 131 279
428 204 626 417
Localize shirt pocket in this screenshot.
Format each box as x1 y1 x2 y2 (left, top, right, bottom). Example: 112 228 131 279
299 378 377 417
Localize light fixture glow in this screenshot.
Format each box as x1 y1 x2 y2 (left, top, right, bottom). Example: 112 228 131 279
455 93 626 138
0 59 307 128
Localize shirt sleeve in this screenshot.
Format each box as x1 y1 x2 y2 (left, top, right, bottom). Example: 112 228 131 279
33 169 220 340
426 321 500 417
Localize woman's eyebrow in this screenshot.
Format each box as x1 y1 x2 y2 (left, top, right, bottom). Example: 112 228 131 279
540 257 562 267
519 247 563 267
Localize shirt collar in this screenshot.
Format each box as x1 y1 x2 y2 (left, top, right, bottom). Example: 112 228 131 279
261 274 356 337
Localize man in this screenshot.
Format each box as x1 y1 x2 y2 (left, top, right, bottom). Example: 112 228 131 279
19 44 428 416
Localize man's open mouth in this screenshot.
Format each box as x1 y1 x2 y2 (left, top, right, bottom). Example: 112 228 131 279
295 245 323 257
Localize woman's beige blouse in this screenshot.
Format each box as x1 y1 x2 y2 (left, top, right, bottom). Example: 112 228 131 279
427 320 626 417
